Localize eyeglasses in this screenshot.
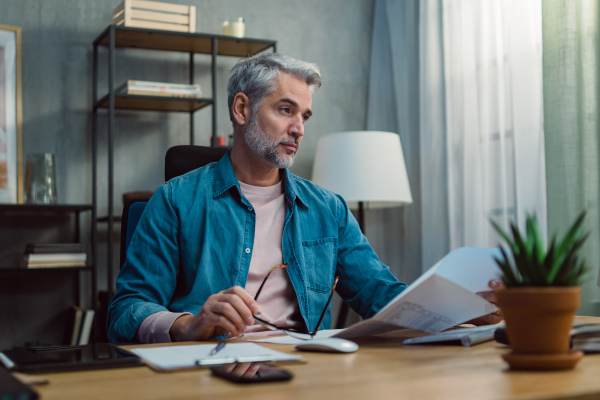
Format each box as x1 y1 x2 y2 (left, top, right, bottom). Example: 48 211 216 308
252 264 339 340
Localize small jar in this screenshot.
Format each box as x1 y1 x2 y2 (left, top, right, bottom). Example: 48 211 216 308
228 17 245 38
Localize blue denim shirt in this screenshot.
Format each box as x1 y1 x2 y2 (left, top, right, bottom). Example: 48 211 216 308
107 152 407 343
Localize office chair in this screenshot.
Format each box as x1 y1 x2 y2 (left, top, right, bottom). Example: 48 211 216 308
119 145 228 268
165 145 228 182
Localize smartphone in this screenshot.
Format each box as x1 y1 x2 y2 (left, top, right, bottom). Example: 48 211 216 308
211 363 293 384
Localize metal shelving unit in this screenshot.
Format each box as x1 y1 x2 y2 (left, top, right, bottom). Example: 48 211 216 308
91 25 277 299
0 203 96 346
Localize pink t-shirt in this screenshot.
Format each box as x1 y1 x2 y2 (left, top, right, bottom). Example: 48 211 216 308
239 181 302 333
137 180 301 343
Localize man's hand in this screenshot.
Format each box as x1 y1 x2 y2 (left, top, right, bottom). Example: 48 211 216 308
465 279 504 326
169 286 259 341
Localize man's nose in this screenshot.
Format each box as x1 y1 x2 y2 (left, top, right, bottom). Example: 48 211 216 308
290 115 305 139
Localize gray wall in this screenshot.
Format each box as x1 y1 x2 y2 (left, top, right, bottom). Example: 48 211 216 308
0 0 376 346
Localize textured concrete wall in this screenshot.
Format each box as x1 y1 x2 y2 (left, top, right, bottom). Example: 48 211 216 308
0 0 374 207
0 0 375 347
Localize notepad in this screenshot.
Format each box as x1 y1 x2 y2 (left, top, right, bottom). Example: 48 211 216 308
130 343 302 370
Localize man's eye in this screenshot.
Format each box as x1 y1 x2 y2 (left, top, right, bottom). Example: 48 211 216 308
281 107 291 114
302 115 310 122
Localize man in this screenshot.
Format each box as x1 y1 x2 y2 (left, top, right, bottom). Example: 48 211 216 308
107 53 500 343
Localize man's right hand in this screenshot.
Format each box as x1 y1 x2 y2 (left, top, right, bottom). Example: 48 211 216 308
169 286 259 341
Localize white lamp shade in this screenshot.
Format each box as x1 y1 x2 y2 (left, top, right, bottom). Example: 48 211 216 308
311 131 413 209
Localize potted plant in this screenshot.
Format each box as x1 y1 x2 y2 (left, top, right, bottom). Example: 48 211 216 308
491 212 589 370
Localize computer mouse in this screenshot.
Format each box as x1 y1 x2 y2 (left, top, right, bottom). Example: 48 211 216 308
294 338 359 353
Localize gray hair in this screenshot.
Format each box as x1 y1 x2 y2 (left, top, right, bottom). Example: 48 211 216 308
227 53 322 127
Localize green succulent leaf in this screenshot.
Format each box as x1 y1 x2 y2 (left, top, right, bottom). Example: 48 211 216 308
490 211 589 287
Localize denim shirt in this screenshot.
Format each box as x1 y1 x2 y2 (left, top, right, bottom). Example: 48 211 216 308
107 152 407 343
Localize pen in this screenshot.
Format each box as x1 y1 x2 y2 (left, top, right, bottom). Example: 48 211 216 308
210 341 226 356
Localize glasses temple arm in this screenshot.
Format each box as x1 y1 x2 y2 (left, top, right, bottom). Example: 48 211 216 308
311 276 339 336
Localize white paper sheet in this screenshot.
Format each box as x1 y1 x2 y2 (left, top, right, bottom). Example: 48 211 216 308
334 247 502 339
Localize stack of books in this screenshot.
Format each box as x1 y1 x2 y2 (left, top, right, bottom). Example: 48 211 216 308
66 305 96 346
116 80 203 98
22 243 87 269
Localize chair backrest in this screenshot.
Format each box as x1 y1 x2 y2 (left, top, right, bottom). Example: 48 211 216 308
120 198 149 268
120 145 228 268
165 145 227 182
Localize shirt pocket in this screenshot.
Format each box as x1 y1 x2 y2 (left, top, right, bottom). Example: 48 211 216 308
301 237 337 293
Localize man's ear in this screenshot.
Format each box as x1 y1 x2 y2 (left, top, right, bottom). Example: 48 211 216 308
232 93 250 126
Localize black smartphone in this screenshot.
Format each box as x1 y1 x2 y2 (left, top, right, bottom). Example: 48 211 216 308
211 363 293 384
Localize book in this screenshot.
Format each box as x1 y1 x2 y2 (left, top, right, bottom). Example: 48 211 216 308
78 309 95 346
116 80 203 97
66 305 84 346
25 253 87 262
25 261 87 269
25 243 84 254
22 253 87 268
334 247 501 339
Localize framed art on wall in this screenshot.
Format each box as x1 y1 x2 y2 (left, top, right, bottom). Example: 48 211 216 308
0 24 22 203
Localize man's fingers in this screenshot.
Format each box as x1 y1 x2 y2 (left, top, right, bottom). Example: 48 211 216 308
225 286 259 314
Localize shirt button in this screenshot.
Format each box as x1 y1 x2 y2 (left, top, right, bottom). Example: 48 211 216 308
248 206 253 211
245 248 251 254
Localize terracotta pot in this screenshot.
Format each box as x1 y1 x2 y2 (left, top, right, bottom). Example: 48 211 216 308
495 287 580 354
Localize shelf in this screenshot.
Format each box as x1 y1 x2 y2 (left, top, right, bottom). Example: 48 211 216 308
97 216 122 223
95 25 277 56
94 94 212 112
0 204 93 213
0 266 93 273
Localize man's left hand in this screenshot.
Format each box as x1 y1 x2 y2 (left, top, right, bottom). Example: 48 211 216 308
465 279 504 326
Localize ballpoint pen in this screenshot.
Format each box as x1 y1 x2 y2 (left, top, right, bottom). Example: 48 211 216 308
210 341 226 356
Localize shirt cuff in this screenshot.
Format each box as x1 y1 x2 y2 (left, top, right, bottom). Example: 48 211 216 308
137 311 192 343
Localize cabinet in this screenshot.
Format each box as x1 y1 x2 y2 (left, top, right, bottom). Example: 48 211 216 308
91 25 277 298
0 204 95 349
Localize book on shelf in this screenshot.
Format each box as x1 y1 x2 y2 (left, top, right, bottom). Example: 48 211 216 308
25 242 84 254
66 305 84 346
78 309 95 346
116 80 203 97
22 253 87 268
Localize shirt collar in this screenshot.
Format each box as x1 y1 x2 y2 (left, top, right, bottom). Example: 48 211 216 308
213 151 308 209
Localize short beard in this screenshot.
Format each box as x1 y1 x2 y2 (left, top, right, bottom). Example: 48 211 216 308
244 113 297 169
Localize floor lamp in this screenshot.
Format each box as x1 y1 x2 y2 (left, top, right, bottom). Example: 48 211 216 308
311 131 413 328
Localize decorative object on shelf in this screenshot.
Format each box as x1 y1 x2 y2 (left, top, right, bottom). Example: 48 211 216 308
312 130 412 328
491 212 589 370
24 153 58 204
113 0 196 33
0 24 23 204
116 80 202 98
222 17 245 38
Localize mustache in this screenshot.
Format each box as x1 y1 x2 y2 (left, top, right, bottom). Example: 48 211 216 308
276 137 300 145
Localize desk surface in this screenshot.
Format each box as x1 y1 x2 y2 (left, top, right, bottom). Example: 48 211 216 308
31 316 600 400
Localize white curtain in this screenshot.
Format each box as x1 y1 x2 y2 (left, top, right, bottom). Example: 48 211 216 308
420 0 547 269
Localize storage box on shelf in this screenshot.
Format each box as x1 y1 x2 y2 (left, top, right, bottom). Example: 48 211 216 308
113 0 196 33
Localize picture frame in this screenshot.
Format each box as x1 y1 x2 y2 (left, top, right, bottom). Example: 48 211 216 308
0 24 22 203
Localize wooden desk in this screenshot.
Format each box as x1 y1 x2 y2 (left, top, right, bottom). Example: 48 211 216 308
31 316 600 400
